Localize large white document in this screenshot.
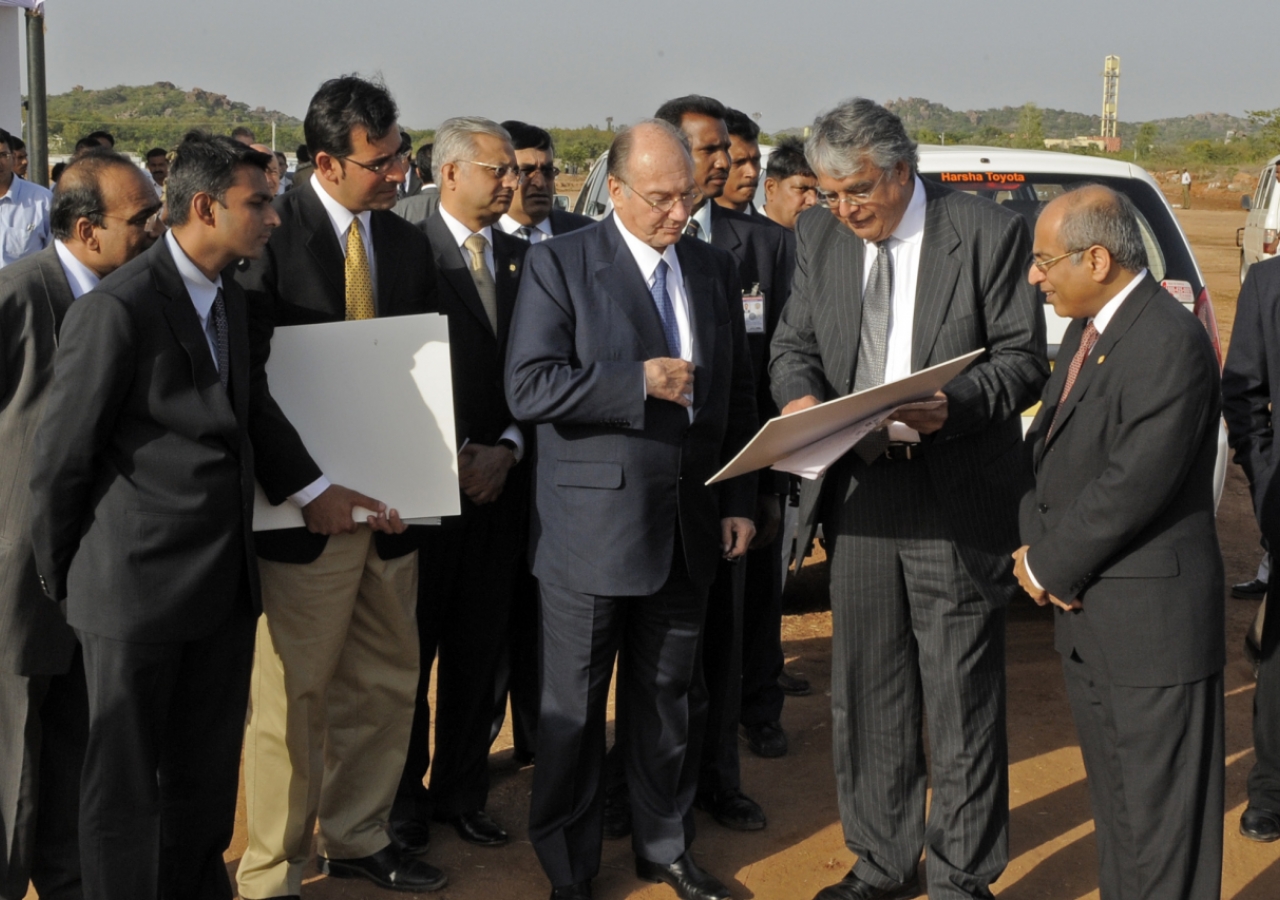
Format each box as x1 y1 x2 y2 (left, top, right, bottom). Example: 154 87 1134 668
252 313 461 530
707 349 983 485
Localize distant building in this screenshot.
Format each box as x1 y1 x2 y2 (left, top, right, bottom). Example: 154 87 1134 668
1043 135 1122 153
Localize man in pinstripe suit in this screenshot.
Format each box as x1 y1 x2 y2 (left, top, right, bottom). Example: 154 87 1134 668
770 99 1047 900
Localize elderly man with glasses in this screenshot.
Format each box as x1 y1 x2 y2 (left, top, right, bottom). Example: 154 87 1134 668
770 98 1046 900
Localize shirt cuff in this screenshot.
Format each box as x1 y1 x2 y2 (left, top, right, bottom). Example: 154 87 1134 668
1024 553 1045 592
500 424 525 463
289 475 331 508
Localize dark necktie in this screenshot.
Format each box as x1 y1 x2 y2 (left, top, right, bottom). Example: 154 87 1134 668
684 219 701 240
853 240 894 463
211 288 230 392
650 260 681 357
516 225 533 242
1047 321 1100 437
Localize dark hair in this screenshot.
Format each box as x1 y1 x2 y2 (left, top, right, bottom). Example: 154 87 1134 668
414 143 433 180
724 108 759 142
74 136 100 155
166 130 272 227
501 120 553 155
231 126 256 142
0 127 10 152
50 162 67 183
296 144 311 164
86 130 115 147
50 149 139 240
145 147 168 161
766 136 813 181
274 150 287 167
654 95 727 129
9 135 24 152
303 74 399 159
399 131 412 155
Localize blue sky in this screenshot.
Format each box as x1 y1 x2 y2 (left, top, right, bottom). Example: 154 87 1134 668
20 0 1273 132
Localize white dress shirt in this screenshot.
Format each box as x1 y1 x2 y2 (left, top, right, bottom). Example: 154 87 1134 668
0 176 52 269
613 214 694 417
310 173 378 303
862 174 927 442
53 240 101 300
438 206 525 459
497 213 553 243
1024 268 1148 593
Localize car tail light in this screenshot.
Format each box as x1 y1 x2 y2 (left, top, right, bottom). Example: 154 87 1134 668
1194 287 1223 367
1266 229 1279 255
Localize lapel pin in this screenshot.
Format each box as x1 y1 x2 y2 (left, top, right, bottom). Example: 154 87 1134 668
509 263 517 272
1096 355 1106 364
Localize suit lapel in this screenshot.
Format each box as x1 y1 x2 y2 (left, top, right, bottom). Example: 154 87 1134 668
677 241 716 416
221 270 251 428
296 182 346 308
911 183 963 369
34 246 76 341
427 213 497 336
710 204 742 256
595 216 669 359
371 211 402 317
492 231 523 348
830 222 864 394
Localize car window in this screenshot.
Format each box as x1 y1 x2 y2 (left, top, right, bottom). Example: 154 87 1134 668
1254 165 1271 208
1264 168 1278 212
919 171 1191 288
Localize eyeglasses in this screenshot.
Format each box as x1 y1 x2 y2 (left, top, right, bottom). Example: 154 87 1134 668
102 207 163 230
339 149 411 177
1031 248 1089 273
618 180 700 215
0 151 10 160
518 163 560 181
461 159 522 182
816 168 888 209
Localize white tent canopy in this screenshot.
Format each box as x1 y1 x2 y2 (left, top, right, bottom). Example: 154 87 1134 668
0 1 44 12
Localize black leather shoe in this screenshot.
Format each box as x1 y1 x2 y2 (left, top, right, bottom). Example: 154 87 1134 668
388 815 431 855
696 787 766 831
447 809 509 846
812 868 920 900
603 784 632 839
1233 578 1269 600
317 844 448 892
1241 806 1280 842
550 881 593 899
636 852 731 900
778 670 811 696
743 721 788 758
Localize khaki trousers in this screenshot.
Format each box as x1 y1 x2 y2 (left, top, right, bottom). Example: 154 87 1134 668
235 530 419 898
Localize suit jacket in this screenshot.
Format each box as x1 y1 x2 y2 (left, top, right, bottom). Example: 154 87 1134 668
237 177 438 564
770 180 1048 602
710 203 795 492
506 214 759 596
394 185 441 228
29 239 264 643
1020 275 1224 686
1223 255 1280 517
548 208 596 236
424 211 528 542
0 246 78 675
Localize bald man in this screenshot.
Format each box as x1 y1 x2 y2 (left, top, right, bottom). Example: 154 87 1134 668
1015 185 1224 900
0 150 159 899
507 120 758 900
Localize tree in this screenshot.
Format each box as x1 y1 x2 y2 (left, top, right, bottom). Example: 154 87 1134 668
914 127 940 145
1135 122 1159 158
1013 103 1045 150
1247 108 1280 154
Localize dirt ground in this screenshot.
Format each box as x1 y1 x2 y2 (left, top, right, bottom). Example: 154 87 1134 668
34 210 1274 899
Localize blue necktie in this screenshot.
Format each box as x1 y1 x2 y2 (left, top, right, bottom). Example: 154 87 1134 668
650 260 681 358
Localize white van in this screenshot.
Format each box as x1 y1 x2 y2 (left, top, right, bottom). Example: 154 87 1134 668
1239 154 1280 284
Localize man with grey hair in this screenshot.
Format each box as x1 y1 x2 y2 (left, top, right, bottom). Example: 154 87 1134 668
770 97 1046 900
508 118 758 900
391 115 529 852
1016 184 1224 900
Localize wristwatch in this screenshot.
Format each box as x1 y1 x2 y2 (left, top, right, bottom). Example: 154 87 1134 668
497 438 519 459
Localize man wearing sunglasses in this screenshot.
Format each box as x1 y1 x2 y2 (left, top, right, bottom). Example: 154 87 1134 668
771 98 1046 900
234 76 444 898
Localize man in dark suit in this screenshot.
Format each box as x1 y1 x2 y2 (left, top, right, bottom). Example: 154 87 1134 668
486 120 596 764
714 108 763 216
28 134 280 900
390 117 527 852
761 136 818 232
233 77 444 898
1015 185 1224 900
508 119 758 900
770 98 1046 900
0 150 159 900
393 143 440 226
1220 255 1280 842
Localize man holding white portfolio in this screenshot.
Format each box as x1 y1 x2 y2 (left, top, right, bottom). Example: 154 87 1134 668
769 98 1046 900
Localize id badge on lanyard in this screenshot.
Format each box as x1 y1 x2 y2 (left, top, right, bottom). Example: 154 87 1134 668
742 282 765 334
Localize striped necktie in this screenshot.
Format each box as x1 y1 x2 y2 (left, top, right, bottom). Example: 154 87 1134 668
853 240 894 463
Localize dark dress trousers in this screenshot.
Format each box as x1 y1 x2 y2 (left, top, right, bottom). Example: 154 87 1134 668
770 182 1047 898
506 216 758 887
394 212 529 823
1022 275 1225 900
1218 256 1280 819
28 238 283 900
0 246 87 900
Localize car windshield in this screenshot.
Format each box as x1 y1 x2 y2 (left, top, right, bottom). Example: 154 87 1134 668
918 171 1197 289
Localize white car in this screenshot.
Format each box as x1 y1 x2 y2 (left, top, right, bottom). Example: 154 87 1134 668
1239 153 1280 284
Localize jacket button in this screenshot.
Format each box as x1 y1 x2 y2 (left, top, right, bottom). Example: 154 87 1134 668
1038 503 1049 513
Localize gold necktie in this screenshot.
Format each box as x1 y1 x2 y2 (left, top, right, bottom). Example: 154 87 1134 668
463 233 499 333
345 220 375 320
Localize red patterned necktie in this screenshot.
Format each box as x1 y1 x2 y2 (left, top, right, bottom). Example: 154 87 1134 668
1047 321 1099 437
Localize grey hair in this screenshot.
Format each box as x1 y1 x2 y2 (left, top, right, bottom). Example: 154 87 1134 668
1058 184 1149 273
606 118 690 184
431 116 512 185
805 97 918 180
